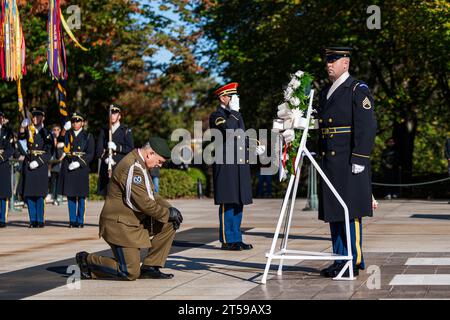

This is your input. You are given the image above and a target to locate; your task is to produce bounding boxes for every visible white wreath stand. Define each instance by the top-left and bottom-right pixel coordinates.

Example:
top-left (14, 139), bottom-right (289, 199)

top-left (261, 89), bottom-right (354, 284)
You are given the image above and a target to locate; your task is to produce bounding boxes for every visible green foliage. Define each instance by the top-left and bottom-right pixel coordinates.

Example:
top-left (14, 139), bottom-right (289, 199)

top-left (159, 168), bottom-right (204, 199)
top-left (88, 168), bottom-right (207, 200)
top-left (88, 173), bottom-right (103, 201)
top-left (185, 167), bottom-right (207, 188)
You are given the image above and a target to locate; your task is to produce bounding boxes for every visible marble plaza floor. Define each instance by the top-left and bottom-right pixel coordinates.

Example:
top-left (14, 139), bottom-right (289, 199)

top-left (1, 198), bottom-right (450, 300)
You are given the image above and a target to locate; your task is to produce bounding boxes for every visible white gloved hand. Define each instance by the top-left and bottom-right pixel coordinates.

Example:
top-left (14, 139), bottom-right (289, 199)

top-left (63, 121), bottom-right (72, 131)
top-left (229, 95), bottom-right (240, 112)
top-left (68, 161), bottom-right (80, 171)
top-left (108, 141), bottom-right (117, 151)
top-left (29, 160), bottom-right (39, 170)
top-left (21, 118), bottom-right (30, 128)
top-left (352, 163), bottom-right (365, 174)
top-left (255, 145), bottom-right (266, 156)
top-left (282, 129), bottom-right (295, 144)
top-left (105, 157), bottom-right (116, 166)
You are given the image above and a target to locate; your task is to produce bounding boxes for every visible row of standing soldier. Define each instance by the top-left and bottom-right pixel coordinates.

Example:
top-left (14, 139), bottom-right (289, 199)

top-left (0, 104), bottom-right (134, 228)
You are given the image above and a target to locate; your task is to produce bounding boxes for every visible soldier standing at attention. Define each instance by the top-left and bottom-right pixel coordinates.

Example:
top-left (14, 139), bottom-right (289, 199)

top-left (96, 104), bottom-right (134, 196)
top-left (209, 82), bottom-right (264, 251)
top-left (317, 47), bottom-right (377, 277)
top-left (0, 111), bottom-right (14, 228)
top-left (58, 112), bottom-right (95, 228)
top-left (75, 137), bottom-right (183, 280)
top-left (18, 108), bottom-right (53, 228)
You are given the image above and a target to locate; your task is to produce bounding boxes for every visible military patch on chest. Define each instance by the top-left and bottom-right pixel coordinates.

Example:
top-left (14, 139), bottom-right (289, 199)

top-left (133, 175), bottom-right (142, 184)
top-left (362, 97), bottom-right (372, 109)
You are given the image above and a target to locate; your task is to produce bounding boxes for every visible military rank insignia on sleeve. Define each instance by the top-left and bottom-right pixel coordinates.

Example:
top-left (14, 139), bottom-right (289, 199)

top-left (133, 175), bottom-right (142, 184)
top-left (215, 117), bottom-right (226, 126)
top-left (362, 97), bottom-right (372, 109)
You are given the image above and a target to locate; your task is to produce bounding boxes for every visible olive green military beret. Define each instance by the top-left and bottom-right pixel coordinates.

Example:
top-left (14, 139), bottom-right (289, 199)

top-left (148, 137), bottom-right (171, 159)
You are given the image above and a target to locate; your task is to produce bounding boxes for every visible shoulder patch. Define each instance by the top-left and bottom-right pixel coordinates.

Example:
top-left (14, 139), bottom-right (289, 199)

top-left (362, 97), bottom-right (372, 109)
top-left (133, 175), bottom-right (142, 184)
top-left (215, 117), bottom-right (226, 126)
top-left (359, 83), bottom-right (369, 89)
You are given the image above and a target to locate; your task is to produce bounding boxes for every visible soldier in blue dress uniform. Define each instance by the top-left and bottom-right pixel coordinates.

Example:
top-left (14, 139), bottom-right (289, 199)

top-left (18, 108), bottom-right (53, 228)
top-left (209, 82), bottom-right (256, 251)
top-left (58, 112), bottom-right (95, 228)
top-left (96, 104), bottom-right (134, 196)
top-left (0, 111), bottom-right (14, 228)
top-left (317, 47), bottom-right (377, 277)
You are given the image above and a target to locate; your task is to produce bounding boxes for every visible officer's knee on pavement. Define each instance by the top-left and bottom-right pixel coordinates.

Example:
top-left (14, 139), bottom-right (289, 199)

top-left (122, 265), bottom-right (140, 281)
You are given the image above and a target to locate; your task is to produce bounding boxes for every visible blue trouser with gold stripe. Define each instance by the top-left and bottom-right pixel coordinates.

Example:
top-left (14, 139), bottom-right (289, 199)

top-left (26, 197), bottom-right (45, 224)
top-left (0, 198), bottom-right (8, 223)
top-left (329, 218), bottom-right (365, 269)
top-left (68, 197), bottom-right (86, 225)
top-left (219, 203), bottom-right (243, 244)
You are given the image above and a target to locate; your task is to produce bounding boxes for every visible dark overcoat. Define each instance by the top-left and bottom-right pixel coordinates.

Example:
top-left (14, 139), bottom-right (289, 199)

top-left (96, 125), bottom-right (134, 196)
top-left (18, 127), bottom-right (53, 197)
top-left (317, 76), bottom-right (377, 223)
top-left (209, 106), bottom-right (253, 205)
top-left (58, 129), bottom-right (95, 197)
top-left (0, 126), bottom-right (14, 198)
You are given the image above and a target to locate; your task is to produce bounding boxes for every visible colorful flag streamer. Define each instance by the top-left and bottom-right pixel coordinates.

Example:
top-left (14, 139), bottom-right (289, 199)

top-left (0, 0), bottom-right (26, 81)
top-left (0, 0), bottom-right (27, 118)
top-left (48, 0), bottom-right (67, 81)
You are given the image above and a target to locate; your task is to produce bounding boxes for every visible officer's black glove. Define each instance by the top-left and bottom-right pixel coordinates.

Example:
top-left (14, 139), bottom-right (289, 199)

top-left (168, 207), bottom-right (183, 230)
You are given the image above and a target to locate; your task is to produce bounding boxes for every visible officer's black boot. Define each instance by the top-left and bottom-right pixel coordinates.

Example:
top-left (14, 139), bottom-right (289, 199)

top-left (139, 266), bottom-right (174, 279)
top-left (38, 223), bottom-right (44, 228)
top-left (0, 222), bottom-right (6, 228)
top-left (328, 263), bottom-right (359, 278)
top-left (237, 242), bottom-right (253, 250)
top-left (320, 263), bottom-right (340, 277)
top-left (221, 242), bottom-right (242, 251)
top-left (75, 251), bottom-right (92, 279)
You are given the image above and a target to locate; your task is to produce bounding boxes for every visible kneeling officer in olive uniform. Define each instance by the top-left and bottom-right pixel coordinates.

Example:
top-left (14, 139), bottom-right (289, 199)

top-left (75, 137), bottom-right (183, 280)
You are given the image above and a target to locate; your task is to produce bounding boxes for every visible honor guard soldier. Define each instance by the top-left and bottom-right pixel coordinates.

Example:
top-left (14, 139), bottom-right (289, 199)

top-left (0, 111), bottom-right (14, 228)
top-left (317, 47), bottom-right (377, 277)
top-left (75, 137), bottom-right (183, 280)
top-left (96, 104), bottom-right (134, 196)
top-left (58, 112), bottom-right (95, 228)
top-left (209, 82), bottom-right (264, 251)
top-left (18, 108), bottom-right (53, 228)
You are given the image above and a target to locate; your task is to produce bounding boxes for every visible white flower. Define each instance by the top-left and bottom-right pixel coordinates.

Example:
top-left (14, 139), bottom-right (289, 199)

top-left (295, 70), bottom-right (304, 78)
top-left (289, 96), bottom-right (300, 107)
top-left (288, 78), bottom-right (301, 90)
top-left (277, 102), bottom-right (289, 111)
top-left (292, 108), bottom-right (304, 119)
top-left (284, 87), bottom-right (294, 101)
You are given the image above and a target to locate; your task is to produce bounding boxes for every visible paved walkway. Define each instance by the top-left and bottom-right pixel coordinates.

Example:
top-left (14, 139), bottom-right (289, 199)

top-left (1, 198), bottom-right (450, 299)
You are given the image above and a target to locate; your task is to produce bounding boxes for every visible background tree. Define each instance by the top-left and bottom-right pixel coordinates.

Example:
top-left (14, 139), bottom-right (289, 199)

top-left (0, 0), bottom-right (216, 147)
top-left (180, 0), bottom-right (449, 179)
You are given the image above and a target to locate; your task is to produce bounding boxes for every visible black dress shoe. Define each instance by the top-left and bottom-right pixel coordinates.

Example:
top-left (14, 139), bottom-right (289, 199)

top-left (75, 251), bottom-right (92, 279)
top-left (78, 224), bottom-right (84, 228)
top-left (221, 243), bottom-right (242, 251)
top-left (29, 222), bottom-right (38, 228)
top-left (326, 263), bottom-right (359, 278)
top-left (237, 242), bottom-right (253, 250)
top-left (38, 223), bottom-right (44, 228)
top-left (0, 223), bottom-right (6, 228)
top-left (320, 263), bottom-right (341, 277)
top-left (139, 266), bottom-right (174, 279)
